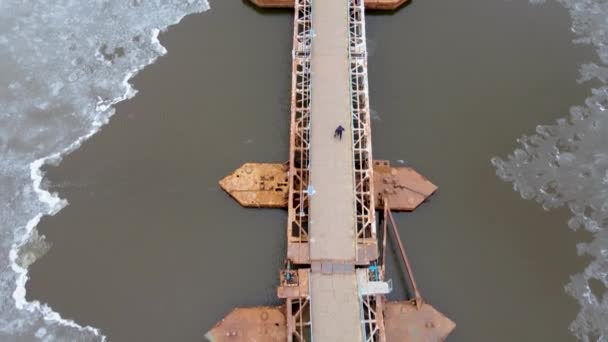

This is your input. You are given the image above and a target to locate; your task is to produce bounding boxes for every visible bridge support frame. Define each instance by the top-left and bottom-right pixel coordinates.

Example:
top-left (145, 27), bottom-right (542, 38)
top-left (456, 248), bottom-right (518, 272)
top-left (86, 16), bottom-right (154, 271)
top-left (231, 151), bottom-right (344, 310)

top-left (361, 294), bottom-right (386, 342)
top-left (349, 0), bottom-right (378, 265)
top-left (287, 0), bottom-right (313, 265)
top-left (206, 0), bottom-right (456, 340)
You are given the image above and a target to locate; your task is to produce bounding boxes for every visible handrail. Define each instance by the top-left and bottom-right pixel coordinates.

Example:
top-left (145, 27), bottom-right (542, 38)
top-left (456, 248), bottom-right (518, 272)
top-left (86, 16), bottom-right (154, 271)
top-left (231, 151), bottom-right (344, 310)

top-left (348, 0), bottom-right (377, 264)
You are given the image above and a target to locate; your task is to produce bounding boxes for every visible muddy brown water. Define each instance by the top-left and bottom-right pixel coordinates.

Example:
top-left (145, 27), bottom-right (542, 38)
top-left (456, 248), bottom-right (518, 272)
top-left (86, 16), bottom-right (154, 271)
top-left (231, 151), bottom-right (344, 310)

top-left (27, 0), bottom-right (597, 341)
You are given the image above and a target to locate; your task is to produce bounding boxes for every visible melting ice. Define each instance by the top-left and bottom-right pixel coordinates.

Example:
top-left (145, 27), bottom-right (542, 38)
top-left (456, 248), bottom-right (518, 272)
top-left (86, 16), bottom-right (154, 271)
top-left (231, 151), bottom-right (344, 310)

top-left (493, 0), bottom-right (608, 340)
top-left (0, 1), bottom-right (208, 340)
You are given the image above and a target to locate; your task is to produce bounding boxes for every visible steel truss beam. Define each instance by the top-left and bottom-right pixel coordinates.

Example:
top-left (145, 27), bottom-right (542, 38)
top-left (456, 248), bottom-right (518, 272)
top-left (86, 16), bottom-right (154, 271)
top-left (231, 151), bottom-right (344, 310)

top-left (287, 0), bottom-right (313, 264)
top-left (350, 2), bottom-right (386, 340)
top-left (286, 297), bottom-right (312, 342)
top-left (349, 0), bottom-right (378, 262)
top-left (361, 294), bottom-right (386, 342)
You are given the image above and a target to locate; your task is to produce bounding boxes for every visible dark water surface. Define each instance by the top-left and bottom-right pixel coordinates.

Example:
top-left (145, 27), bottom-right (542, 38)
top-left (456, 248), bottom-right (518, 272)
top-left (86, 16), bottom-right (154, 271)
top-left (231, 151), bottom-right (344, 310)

top-left (28, 0), bottom-right (597, 341)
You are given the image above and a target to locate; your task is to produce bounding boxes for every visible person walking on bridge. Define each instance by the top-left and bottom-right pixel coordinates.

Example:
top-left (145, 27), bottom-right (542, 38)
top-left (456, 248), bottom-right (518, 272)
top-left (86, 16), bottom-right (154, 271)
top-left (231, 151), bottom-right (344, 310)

top-left (334, 125), bottom-right (345, 140)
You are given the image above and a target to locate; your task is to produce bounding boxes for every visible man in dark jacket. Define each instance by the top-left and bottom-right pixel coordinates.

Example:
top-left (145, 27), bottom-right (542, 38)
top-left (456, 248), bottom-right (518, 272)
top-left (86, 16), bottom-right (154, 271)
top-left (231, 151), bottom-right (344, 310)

top-left (334, 125), bottom-right (345, 140)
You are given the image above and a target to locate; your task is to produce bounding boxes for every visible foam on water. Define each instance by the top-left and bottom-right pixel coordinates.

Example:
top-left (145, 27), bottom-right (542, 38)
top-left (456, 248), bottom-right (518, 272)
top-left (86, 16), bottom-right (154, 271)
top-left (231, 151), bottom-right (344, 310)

top-left (493, 1), bottom-right (608, 340)
top-left (0, 1), bottom-right (209, 340)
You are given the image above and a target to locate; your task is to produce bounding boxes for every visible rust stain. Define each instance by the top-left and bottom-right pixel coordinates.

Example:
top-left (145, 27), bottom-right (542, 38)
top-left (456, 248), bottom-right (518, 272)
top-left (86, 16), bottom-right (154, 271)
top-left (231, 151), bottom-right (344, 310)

top-left (206, 301), bottom-right (454, 342)
top-left (374, 160), bottom-right (437, 211)
top-left (384, 301), bottom-right (456, 342)
top-left (277, 268), bottom-right (310, 299)
top-left (220, 161), bottom-right (437, 212)
top-left (219, 163), bottom-right (289, 208)
top-left (205, 306), bottom-right (287, 342)
top-left (287, 241), bottom-right (310, 265)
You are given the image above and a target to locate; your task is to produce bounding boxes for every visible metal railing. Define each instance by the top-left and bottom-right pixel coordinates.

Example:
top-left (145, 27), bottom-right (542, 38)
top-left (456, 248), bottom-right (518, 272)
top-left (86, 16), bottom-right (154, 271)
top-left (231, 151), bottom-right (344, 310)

top-left (349, 1), bottom-right (386, 340)
top-left (287, 1), bottom-right (314, 340)
top-left (348, 0), bottom-right (378, 262)
top-left (360, 294), bottom-right (385, 342)
top-left (287, 0), bottom-right (314, 264)
top-left (288, 296), bottom-right (312, 342)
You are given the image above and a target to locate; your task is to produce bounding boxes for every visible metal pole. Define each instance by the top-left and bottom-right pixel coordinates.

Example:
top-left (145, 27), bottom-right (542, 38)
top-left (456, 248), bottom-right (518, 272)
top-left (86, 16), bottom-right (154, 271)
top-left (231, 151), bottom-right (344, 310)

top-left (286, 298), bottom-right (293, 342)
top-left (382, 198), bottom-right (388, 267)
top-left (386, 204), bottom-right (424, 310)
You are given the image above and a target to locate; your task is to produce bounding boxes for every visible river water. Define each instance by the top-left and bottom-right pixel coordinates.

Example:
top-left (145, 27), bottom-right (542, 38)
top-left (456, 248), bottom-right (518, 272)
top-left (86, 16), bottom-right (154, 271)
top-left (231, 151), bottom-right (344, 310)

top-left (2, 0), bottom-right (605, 341)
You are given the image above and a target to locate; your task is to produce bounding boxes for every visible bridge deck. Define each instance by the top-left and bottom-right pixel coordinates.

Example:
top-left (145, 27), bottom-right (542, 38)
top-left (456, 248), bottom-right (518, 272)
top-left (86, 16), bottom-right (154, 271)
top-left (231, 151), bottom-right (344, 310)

top-left (310, 273), bottom-right (362, 342)
top-left (309, 0), bottom-right (355, 262)
top-left (309, 0), bottom-right (362, 341)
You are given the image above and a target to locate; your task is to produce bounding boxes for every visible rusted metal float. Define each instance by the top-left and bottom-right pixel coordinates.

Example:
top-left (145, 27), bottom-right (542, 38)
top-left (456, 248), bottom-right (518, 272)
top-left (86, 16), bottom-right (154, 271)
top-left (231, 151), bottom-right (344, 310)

top-left (219, 160), bottom-right (437, 211)
top-left (249, 0), bottom-right (410, 10)
top-left (207, 303), bottom-right (454, 342)
top-left (384, 301), bottom-right (456, 341)
top-left (205, 306), bottom-right (287, 341)
top-left (219, 162), bottom-right (289, 209)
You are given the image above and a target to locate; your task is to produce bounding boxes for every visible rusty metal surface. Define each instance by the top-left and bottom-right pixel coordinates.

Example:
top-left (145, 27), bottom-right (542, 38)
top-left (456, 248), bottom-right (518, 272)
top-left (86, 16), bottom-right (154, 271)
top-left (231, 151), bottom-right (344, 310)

top-left (286, 0), bottom-right (313, 267)
top-left (221, 161), bottom-right (436, 212)
top-left (379, 200), bottom-right (454, 341)
top-left (361, 294), bottom-right (386, 341)
top-left (356, 241), bottom-right (379, 265)
top-left (205, 306), bottom-right (287, 342)
top-left (250, 0), bottom-right (410, 10)
top-left (374, 160), bottom-right (437, 211)
top-left (278, 268), bottom-right (310, 299)
top-left (287, 242), bottom-right (310, 265)
top-left (384, 301), bottom-right (455, 342)
top-left (286, 297), bottom-right (312, 341)
top-left (219, 163), bottom-right (288, 208)
top-left (349, 0), bottom-right (380, 273)
top-left (365, 0), bottom-right (410, 10)
top-left (384, 200), bottom-right (423, 309)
